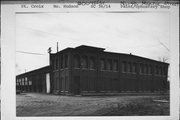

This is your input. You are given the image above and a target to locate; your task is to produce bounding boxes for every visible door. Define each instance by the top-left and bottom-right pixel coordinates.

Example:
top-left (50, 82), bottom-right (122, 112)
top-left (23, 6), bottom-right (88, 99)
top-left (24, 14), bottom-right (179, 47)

top-left (74, 76), bottom-right (80, 95)
top-left (46, 73), bottom-right (50, 93)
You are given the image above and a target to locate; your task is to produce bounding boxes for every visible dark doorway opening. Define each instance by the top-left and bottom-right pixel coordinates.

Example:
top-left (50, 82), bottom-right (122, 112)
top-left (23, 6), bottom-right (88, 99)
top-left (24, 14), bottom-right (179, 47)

top-left (74, 76), bottom-right (80, 95)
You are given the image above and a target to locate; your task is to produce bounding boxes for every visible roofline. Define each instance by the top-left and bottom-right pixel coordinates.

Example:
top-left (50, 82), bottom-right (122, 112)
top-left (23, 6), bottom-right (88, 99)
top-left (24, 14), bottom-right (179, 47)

top-left (104, 51), bottom-right (169, 65)
top-left (16, 66), bottom-right (50, 77)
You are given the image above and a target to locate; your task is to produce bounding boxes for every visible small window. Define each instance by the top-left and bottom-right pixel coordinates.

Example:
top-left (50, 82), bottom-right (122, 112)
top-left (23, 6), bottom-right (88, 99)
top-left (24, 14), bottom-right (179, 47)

top-left (60, 56), bottom-right (63, 69)
top-left (144, 64), bottom-right (148, 74)
top-left (107, 59), bottom-right (112, 71)
top-left (65, 55), bottom-right (68, 68)
top-left (155, 66), bottom-right (159, 75)
top-left (81, 56), bottom-right (88, 69)
top-left (163, 66), bottom-right (166, 76)
top-left (56, 58), bottom-right (58, 70)
top-left (89, 57), bottom-right (95, 69)
top-left (113, 60), bottom-right (118, 71)
top-left (25, 77), bottom-right (28, 85)
top-left (74, 55), bottom-right (80, 68)
top-left (122, 61), bottom-right (127, 72)
top-left (127, 62), bottom-right (131, 73)
top-left (140, 64), bottom-right (144, 74)
top-left (29, 81), bottom-right (32, 85)
top-left (100, 59), bottom-right (105, 70)
top-left (148, 65), bottom-right (152, 74)
top-left (132, 63), bottom-right (136, 73)
top-left (52, 59), bottom-right (55, 70)
top-left (22, 78), bottom-right (24, 86)
top-left (159, 66), bottom-right (162, 75)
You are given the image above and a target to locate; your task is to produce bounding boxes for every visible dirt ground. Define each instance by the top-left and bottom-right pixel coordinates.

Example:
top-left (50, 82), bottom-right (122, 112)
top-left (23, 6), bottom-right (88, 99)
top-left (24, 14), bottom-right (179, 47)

top-left (16, 93), bottom-right (169, 116)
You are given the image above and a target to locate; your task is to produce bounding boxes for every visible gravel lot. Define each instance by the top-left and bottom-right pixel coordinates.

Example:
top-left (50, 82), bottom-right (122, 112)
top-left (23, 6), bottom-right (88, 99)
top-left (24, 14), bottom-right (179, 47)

top-left (16, 93), bottom-right (169, 116)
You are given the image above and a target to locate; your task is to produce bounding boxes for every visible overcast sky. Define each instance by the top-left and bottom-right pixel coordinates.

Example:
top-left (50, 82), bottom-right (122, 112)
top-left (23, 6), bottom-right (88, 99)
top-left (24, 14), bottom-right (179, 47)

top-left (16, 12), bottom-right (170, 75)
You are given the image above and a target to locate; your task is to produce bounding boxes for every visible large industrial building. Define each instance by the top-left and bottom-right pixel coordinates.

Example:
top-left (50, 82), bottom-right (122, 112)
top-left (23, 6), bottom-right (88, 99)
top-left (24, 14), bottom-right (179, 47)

top-left (16, 45), bottom-right (169, 95)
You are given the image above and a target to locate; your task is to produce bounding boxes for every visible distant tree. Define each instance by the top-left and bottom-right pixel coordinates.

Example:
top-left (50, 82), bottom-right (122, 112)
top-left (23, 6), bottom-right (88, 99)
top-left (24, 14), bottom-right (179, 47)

top-left (158, 56), bottom-right (169, 63)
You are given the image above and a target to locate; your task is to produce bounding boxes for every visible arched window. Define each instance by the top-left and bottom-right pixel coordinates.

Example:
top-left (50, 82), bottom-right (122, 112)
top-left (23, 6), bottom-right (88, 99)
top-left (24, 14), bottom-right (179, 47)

top-left (74, 55), bottom-right (80, 68)
top-left (81, 56), bottom-right (88, 69)
top-left (89, 57), bottom-right (95, 69)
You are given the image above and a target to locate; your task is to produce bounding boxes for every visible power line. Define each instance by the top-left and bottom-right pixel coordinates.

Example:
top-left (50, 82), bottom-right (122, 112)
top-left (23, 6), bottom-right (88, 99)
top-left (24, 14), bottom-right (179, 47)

top-left (16, 51), bottom-right (46, 55)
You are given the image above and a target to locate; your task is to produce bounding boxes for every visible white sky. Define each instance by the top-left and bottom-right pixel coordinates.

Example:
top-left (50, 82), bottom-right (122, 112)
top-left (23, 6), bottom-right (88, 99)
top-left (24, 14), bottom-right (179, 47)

top-left (16, 12), bottom-right (170, 75)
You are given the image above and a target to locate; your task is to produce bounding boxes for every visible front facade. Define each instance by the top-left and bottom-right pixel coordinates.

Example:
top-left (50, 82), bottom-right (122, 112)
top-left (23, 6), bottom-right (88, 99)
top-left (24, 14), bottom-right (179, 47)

top-left (16, 45), bottom-right (169, 95)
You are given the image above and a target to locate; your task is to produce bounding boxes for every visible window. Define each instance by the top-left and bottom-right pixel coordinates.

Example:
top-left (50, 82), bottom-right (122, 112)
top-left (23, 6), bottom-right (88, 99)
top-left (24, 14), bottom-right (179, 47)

top-left (74, 55), bottom-right (80, 68)
top-left (107, 59), bottom-right (112, 71)
top-left (127, 62), bottom-right (131, 73)
top-left (113, 60), bottom-right (118, 71)
top-left (22, 78), bottom-right (24, 86)
top-left (144, 64), bottom-right (148, 74)
top-left (81, 56), bottom-right (88, 69)
top-left (122, 61), bottom-right (127, 72)
top-left (56, 58), bottom-right (58, 70)
top-left (132, 63), bottom-right (136, 73)
top-left (100, 59), bottom-right (105, 70)
top-left (159, 66), bottom-right (162, 75)
top-left (140, 64), bottom-right (144, 74)
top-left (65, 55), bottom-right (68, 68)
top-left (60, 56), bottom-right (63, 69)
top-left (89, 57), bottom-right (95, 69)
top-left (25, 77), bottom-right (28, 85)
top-left (52, 59), bottom-right (54, 70)
top-left (148, 65), bottom-right (152, 75)
top-left (155, 66), bottom-right (159, 75)
top-left (19, 79), bottom-right (21, 85)
top-left (29, 80), bottom-right (32, 85)
top-left (163, 67), bottom-right (166, 76)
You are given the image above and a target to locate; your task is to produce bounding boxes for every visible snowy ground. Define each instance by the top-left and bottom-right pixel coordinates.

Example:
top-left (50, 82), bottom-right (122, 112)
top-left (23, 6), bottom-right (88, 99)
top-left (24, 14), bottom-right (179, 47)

top-left (16, 93), bottom-right (169, 116)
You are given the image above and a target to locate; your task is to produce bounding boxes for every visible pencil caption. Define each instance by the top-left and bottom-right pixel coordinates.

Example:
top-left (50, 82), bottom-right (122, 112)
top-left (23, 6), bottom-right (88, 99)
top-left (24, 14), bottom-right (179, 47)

top-left (20, 1), bottom-right (179, 9)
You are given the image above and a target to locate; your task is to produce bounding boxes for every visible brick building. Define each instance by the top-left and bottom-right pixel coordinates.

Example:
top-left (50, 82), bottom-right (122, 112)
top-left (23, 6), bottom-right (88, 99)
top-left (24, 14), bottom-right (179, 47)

top-left (16, 45), bottom-right (169, 95)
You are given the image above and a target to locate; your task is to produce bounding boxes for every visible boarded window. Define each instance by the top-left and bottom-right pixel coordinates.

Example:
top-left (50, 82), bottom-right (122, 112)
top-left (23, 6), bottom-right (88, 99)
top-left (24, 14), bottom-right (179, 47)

top-left (113, 60), bottom-right (118, 71)
top-left (89, 57), bottom-right (95, 69)
top-left (107, 59), bottom-right (112, 70)
top-left (81, 56), bottom-right (88, 69)
top-left (74, 55), bottom-right (80, 68)
top-left (100, 59), bottom-right (105, 70)
top-left (65, 55), bottom-right (68, 68)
